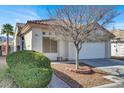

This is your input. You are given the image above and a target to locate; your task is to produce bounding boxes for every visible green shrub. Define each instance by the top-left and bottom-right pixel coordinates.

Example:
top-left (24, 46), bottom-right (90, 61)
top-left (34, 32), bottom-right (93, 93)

top-left (9, 64), bottom-right (52, 88)
top-left (7, 50), bottom-right (51, 68)
top-left (6, 50), bottom-right (53, 88)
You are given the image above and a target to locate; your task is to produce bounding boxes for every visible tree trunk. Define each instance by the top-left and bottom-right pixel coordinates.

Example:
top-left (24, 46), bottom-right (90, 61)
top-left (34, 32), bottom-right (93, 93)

top-left (6, 34), bottom-right (9, 55)
top-left (76, 48), bottom-right (80, 70)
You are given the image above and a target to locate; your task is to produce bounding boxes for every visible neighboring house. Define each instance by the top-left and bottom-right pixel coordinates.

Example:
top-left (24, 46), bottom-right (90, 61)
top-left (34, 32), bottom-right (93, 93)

top-left (1, 42), bottom-right (13, 55)
top-left (0, 41), bottom-right (13, 56)
top-left (111, 29), bottom-right (124, 56)
top-left (0, 36), bottom-right (14, 56)
top-left (14, 19), bottom-right (114, 60)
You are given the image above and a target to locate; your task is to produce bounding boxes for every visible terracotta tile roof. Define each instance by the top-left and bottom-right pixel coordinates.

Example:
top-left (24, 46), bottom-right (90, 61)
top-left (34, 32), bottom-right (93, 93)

top-left (112, 29), bottom-right (124, 39)
top-left (16, 23), bottom-right (25, 30)
top-left (27, 20), bottom-right (114, 36)
top-left (16, 23), bottom-right (26, 36)
top-left (27, 19), bottom-right (57, 25)
top-left (16, 19), bottom-right (114, 39)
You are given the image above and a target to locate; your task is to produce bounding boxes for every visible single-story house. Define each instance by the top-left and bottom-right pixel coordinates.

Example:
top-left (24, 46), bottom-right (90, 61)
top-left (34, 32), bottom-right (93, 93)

top-left (14, 19), bottom-right (114, 60)
top-left (111, 29), bottom-right (124, 57)
top-left (0, 41), bottom-right (13, 56)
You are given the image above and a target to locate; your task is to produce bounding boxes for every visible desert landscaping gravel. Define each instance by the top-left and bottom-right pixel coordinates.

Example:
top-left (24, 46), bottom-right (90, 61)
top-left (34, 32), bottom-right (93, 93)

top-left (52, 63), bottom-right (113, 88)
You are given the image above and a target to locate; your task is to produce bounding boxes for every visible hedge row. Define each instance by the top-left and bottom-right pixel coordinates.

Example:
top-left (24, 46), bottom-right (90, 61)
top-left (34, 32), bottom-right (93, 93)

top-left (6, 50), bottom-right (53, 88)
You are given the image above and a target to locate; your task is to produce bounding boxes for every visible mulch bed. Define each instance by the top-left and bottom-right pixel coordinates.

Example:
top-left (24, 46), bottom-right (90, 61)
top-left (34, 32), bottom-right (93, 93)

top-left (52, 63), bottom-right (113, 88)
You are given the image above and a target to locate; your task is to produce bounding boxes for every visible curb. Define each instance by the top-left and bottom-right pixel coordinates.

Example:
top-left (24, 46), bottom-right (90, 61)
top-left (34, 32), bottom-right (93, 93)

top-left (92, 82), bottom-right (124, 88)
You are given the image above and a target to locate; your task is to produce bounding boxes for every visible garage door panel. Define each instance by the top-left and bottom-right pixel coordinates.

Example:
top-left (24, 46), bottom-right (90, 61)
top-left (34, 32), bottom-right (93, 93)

top-left (69, 42), bottom-right (105, 60)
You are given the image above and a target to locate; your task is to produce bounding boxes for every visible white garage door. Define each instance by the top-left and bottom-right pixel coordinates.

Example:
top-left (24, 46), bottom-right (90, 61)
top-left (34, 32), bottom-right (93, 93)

top-left (69, 42), bottom-right (106, 60)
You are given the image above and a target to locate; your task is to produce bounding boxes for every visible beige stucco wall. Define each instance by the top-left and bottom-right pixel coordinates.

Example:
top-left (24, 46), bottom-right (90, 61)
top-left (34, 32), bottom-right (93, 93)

top-left (105, 41), bottom-right (111, 58)
top-left (31, 28), bottom-right (69, 60)
top-left (14, 27), bottom-right (22, 51)
top-left (14, 35), bottom-right (19, 51)
top-left (58, 40), bottom-right (69, 60)
top-left (24, 30), bottom-right (32, 50)
top-left (32, 28), bottom-right (43, 51)
top-left (31, 28), bottom-right (59, 60)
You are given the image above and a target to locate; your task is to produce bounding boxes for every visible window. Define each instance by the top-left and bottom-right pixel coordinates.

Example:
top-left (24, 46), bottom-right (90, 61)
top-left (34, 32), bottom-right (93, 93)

top-left (43, 37), bottom-right (57, 53)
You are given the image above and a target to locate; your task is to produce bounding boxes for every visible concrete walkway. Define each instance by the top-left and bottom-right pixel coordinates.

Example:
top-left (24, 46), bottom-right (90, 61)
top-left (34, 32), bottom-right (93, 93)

top-left (81, 59), bottom-right (124, 76)
top-left (0, 57), bottom-right (6, 67)
top-left (48, 74), bottom-right (70, 88)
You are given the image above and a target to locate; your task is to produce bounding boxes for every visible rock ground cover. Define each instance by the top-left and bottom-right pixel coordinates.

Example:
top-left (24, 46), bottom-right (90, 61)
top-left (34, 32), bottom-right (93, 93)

top-left (52, 63), bottom-right (113, 88)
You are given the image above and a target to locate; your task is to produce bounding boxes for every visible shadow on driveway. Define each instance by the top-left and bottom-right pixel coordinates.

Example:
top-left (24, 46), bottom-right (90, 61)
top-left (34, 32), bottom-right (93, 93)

top-left (80, 59), bottom-right (124, 68)
top-left (80, 59), bottom-right (124, 76)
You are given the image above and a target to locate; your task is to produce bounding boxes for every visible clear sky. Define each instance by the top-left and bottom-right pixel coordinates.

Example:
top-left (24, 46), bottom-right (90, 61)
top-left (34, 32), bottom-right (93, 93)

top-left (0, 5), bottom-right (124, 31)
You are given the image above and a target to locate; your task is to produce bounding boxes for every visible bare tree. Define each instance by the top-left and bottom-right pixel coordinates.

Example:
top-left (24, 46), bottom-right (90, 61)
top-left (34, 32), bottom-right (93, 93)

top-left (48, 6), bottom-right (119, 70)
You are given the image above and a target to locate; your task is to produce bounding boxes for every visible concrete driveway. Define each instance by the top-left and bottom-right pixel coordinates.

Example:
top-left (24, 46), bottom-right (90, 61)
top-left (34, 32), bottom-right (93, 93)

top-left (80, 59), bottom-right (124, 76)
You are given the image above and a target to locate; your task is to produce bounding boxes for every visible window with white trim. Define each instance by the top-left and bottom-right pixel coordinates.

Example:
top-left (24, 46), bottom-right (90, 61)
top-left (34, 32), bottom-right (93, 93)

top-left (43, 37), bottom-right (57, 53)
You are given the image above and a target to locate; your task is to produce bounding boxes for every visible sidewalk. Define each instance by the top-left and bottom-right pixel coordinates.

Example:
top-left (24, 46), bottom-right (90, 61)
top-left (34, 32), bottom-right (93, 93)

top-left (93, 82), bottom-right (124, 88)
top-left (0, 57), bottom-right (6, 67)
top-left (48, 74), bottom-right (70, 88)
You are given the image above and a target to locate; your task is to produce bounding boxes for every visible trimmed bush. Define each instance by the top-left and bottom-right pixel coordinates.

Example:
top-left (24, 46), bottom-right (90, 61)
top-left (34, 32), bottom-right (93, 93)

top-left (7, 50), bottom-right (51, 68)
top-left (6, 50), bottom-right (53, 88)
top-left (9, 64), bottom-right (52, 88)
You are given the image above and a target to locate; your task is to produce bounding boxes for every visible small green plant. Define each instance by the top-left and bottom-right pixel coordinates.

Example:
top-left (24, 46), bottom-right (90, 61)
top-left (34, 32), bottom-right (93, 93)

top-left (6, 50), bottom-right (53, 88)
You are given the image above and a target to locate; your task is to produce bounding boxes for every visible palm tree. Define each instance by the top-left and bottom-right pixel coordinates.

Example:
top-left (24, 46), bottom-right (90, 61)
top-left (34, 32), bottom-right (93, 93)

top-left (1, 24), bottom-right (14, 55)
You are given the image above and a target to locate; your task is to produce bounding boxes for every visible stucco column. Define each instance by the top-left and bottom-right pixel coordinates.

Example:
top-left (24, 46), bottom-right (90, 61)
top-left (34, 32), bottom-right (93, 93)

top-left (105, 41), bottom-right (111, 58)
